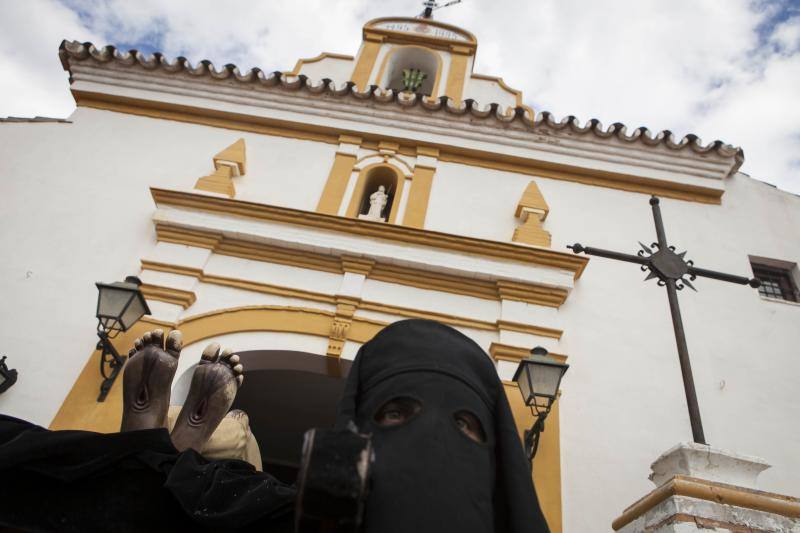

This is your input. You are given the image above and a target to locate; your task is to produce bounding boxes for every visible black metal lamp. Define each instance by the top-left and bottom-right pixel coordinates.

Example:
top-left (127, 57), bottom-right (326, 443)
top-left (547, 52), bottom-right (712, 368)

top-left (0, 356), bottom-right (18, 394)
top-left (513, 346), bottom-right (569, 462)
top-left (95, 276), bottom-right (150, 401)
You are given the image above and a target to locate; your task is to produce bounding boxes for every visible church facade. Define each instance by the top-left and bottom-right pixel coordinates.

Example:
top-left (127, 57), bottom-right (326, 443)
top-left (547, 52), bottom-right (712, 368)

top-left (1, 16), bottom-right (799, 532)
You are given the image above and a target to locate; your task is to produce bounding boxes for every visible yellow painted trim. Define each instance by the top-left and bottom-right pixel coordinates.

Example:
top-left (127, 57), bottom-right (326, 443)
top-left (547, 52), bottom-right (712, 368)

top-left (341, 255), bottom-right (375, 276)
top-left (489, 342), bottom-right (568, 364)
top-left (471, 73), bottom-right (524, 107)
top-left (612, 476), bottom-right (800, 530)
top-left (496, 320), bottom-right (563, 339)
top-left (152, 224), bottom-right (570, 307)
top-left (516, 180), bottom-right (549, 219)
top-left (140, 283), bottom-right (197, 309)
top-left (363, 17), bottom-right (477, 52)
top-left (75, 93), bottom-right (341, 145)
top-left (402, 165), bottom-right (435, 228)
top-left (513, 216), bottom-right (551, 248)
top-left (50, 305), bottom-right (389, 433)
top-left (140, 260), bottom-right (204, 278)
top-left (151, 188), bottom-right (588, 279)
top-left (351, 39), bottom-right (383, 91)
top-left (285, 52), bottom-right (354, 76)
top-left (445, 50), bottom-right (469, 103)
top-left (76, 94), bottom-right (724, 205)
top-left (360, 301), bottom-right (494, 331)
top-left (214, 138), bottom-right (246, 175)
top-left (373, 45), bottom-right (444, 97)
top-left (345, 162), bottom-right (406, 224)
top-left (195, 165), bottom-right (235, 197)
top-left (354, 152), bottom-right (413, 175)
top-left (439, 150), bottom-right (723, 205)
top-left (202, 274), bottom-right (337, 305)
top-left (316, 151), bottom-right (357, 215)
top-left (139, 259), bottom-right (562, 336)
top-left (496, 280), bottom-right (568, 307)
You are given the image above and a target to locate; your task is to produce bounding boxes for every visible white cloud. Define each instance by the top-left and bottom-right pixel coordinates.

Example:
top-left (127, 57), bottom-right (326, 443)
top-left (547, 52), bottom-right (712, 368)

top-left (1, 0), bottom-right (798, 193)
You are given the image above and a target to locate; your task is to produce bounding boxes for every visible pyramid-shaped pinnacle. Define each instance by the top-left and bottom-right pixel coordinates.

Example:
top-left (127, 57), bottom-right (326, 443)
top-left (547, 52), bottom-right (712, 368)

top-left (213, 138), bottom-right (246, 176)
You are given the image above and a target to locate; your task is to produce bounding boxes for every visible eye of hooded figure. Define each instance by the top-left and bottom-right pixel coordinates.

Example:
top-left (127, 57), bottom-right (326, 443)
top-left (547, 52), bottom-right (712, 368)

top-left (454, 410), bottom-right (487, 444)
top-left (374, 396), bottom-right (422, 427)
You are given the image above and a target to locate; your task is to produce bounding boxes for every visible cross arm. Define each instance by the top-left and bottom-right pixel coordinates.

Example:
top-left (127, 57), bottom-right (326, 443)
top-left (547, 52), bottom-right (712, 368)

top-left (687, 265), bottom-right (760, 287)
top-left (567, 243), bottom-right (649, 266)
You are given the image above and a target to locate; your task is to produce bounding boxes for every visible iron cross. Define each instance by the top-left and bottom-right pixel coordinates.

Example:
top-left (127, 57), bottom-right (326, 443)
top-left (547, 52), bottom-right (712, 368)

top-left (568, 196), bottom-right (760, 445)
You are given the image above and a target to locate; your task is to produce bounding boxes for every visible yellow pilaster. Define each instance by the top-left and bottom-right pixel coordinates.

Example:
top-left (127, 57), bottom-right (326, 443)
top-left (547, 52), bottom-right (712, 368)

top-left (402, 146), bottom-right (439, 229)
top-left (316, 136), bottom-right (361, 215)
top-left (351, 33), bottom-right (384, 91)
top-left (444, 45), bottom-right (471, 104)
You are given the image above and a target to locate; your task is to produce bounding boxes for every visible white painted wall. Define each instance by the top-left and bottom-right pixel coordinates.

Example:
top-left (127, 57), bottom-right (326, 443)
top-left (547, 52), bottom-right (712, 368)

top-left (295, 55), bottom-right (354, 86)
top-left (426, 160), bottom-right (529, 241)
top-left (465, 75), bottom-right (519, 110)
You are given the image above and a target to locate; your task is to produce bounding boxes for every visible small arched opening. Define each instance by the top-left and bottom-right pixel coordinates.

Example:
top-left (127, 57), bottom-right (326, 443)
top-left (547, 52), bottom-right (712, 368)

top-left (380, 46), bottom-right (441, 96)
top-left (359, 166), bottom-right (397, 221)
top-left (348, 164), bottom-right (404, 223)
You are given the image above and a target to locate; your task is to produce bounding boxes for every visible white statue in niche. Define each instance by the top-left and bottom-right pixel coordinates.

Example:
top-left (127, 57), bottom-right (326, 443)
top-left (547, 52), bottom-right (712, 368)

top-left (358, 185), bottom-right (388, 222)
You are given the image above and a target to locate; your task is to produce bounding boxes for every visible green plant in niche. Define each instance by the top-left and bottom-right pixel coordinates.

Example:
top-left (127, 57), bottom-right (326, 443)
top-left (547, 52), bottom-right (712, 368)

top-left (401, 68), bottom-right (428, 93)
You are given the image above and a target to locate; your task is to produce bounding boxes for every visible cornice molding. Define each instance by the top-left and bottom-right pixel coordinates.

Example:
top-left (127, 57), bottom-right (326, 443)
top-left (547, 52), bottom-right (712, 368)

top-left (150, 187), bottom-right (588, 280)
top-left (139, 260), bottom-right (563, 337)
top-left (151, 221), bottom-right (571, 308)
top-left (60, 40), bottom-right (741, 203)
top-left (139, 283), bottom-right (196, 309)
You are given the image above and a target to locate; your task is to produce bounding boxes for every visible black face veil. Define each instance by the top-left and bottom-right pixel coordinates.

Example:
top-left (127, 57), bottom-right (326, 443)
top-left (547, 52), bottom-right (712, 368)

top-left (337, 319), bottom-right (550, 533)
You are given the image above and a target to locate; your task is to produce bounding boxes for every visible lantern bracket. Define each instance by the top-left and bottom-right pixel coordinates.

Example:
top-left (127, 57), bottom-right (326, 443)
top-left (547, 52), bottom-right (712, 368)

top-left (97, 323), bottom-right (126, 402)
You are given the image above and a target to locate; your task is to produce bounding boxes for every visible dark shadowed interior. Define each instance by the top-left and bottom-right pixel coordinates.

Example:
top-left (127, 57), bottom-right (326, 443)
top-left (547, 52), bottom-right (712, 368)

top-left (230, 350), bottom-right (352, 484)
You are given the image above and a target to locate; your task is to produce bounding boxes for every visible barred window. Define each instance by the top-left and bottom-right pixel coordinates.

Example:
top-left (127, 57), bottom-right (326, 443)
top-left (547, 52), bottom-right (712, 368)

top-left (750, 258), bottom-right (799, 303)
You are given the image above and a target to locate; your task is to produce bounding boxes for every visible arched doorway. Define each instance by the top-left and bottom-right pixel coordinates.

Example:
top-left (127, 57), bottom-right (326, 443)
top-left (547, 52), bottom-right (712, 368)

top-left (230, 350), bottom-right (352, 483)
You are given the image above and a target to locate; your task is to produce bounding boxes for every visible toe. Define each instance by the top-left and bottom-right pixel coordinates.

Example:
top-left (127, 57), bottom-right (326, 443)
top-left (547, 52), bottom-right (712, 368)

top-left (232, 363), bottom-right (244, 375)
top-left (166, 330), bottom-right (183, 358)
top-left (201, 342), bottom-right (221, 362)
top-left (142, 331), bottom-right (152, 345)
top-left (228, 354), bottom-right (240, 366)
top-left (128, 348), bottom-right (137, 357)
top-left (133, 338), bottom-right (144, 351)
top-left (151, 329), bottom-right (164, 348)
top-left (236, 374), bottom-right (244, 386)
top-left (219, 347), bottom-right (234, 361)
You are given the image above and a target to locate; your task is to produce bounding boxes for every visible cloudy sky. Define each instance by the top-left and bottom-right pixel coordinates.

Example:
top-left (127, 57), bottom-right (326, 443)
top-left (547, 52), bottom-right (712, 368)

top-left (2, 0), bottom-right (799, 193)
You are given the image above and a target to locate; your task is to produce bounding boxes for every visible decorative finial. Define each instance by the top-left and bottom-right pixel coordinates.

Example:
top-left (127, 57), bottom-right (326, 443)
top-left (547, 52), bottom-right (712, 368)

top-left (418, 0), bottom-right (462, 19)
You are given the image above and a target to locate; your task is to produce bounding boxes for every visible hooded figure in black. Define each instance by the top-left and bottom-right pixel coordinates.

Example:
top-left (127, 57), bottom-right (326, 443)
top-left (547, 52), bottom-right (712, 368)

top-left (339, 319), bottom-right (550, 533)
top-left (0, 319), bottom-right (549, 532)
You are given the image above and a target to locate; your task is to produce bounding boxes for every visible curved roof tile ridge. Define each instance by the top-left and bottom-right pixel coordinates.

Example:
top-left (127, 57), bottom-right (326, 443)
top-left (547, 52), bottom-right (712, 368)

top-left (59, 40), bottom-right (744, 165)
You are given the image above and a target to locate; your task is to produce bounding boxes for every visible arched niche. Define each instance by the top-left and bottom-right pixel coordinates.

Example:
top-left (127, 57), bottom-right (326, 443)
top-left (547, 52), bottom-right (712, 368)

top-left (346, 163), bottom-right (406, 223)
top-left (378, 45), bottom-right (442, 96)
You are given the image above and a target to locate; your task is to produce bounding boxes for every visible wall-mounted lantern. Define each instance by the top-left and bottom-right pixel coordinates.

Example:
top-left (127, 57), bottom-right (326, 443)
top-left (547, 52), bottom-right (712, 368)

top-left (95, 276), bottom-right (150, 401)
top-left (513, 346), bottom-right (569, 463)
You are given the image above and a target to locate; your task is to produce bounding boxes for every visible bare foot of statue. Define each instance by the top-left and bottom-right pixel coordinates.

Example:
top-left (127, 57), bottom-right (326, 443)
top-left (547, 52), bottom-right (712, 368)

top-left (121, 329), bottom-right (183, 432)
top-left (170, 342), bottom-right (244, 453)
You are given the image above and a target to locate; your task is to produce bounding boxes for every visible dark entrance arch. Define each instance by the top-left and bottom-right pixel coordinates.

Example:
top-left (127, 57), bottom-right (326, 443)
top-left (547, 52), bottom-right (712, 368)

top-left (230, 350), bottom-right (352, 483)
